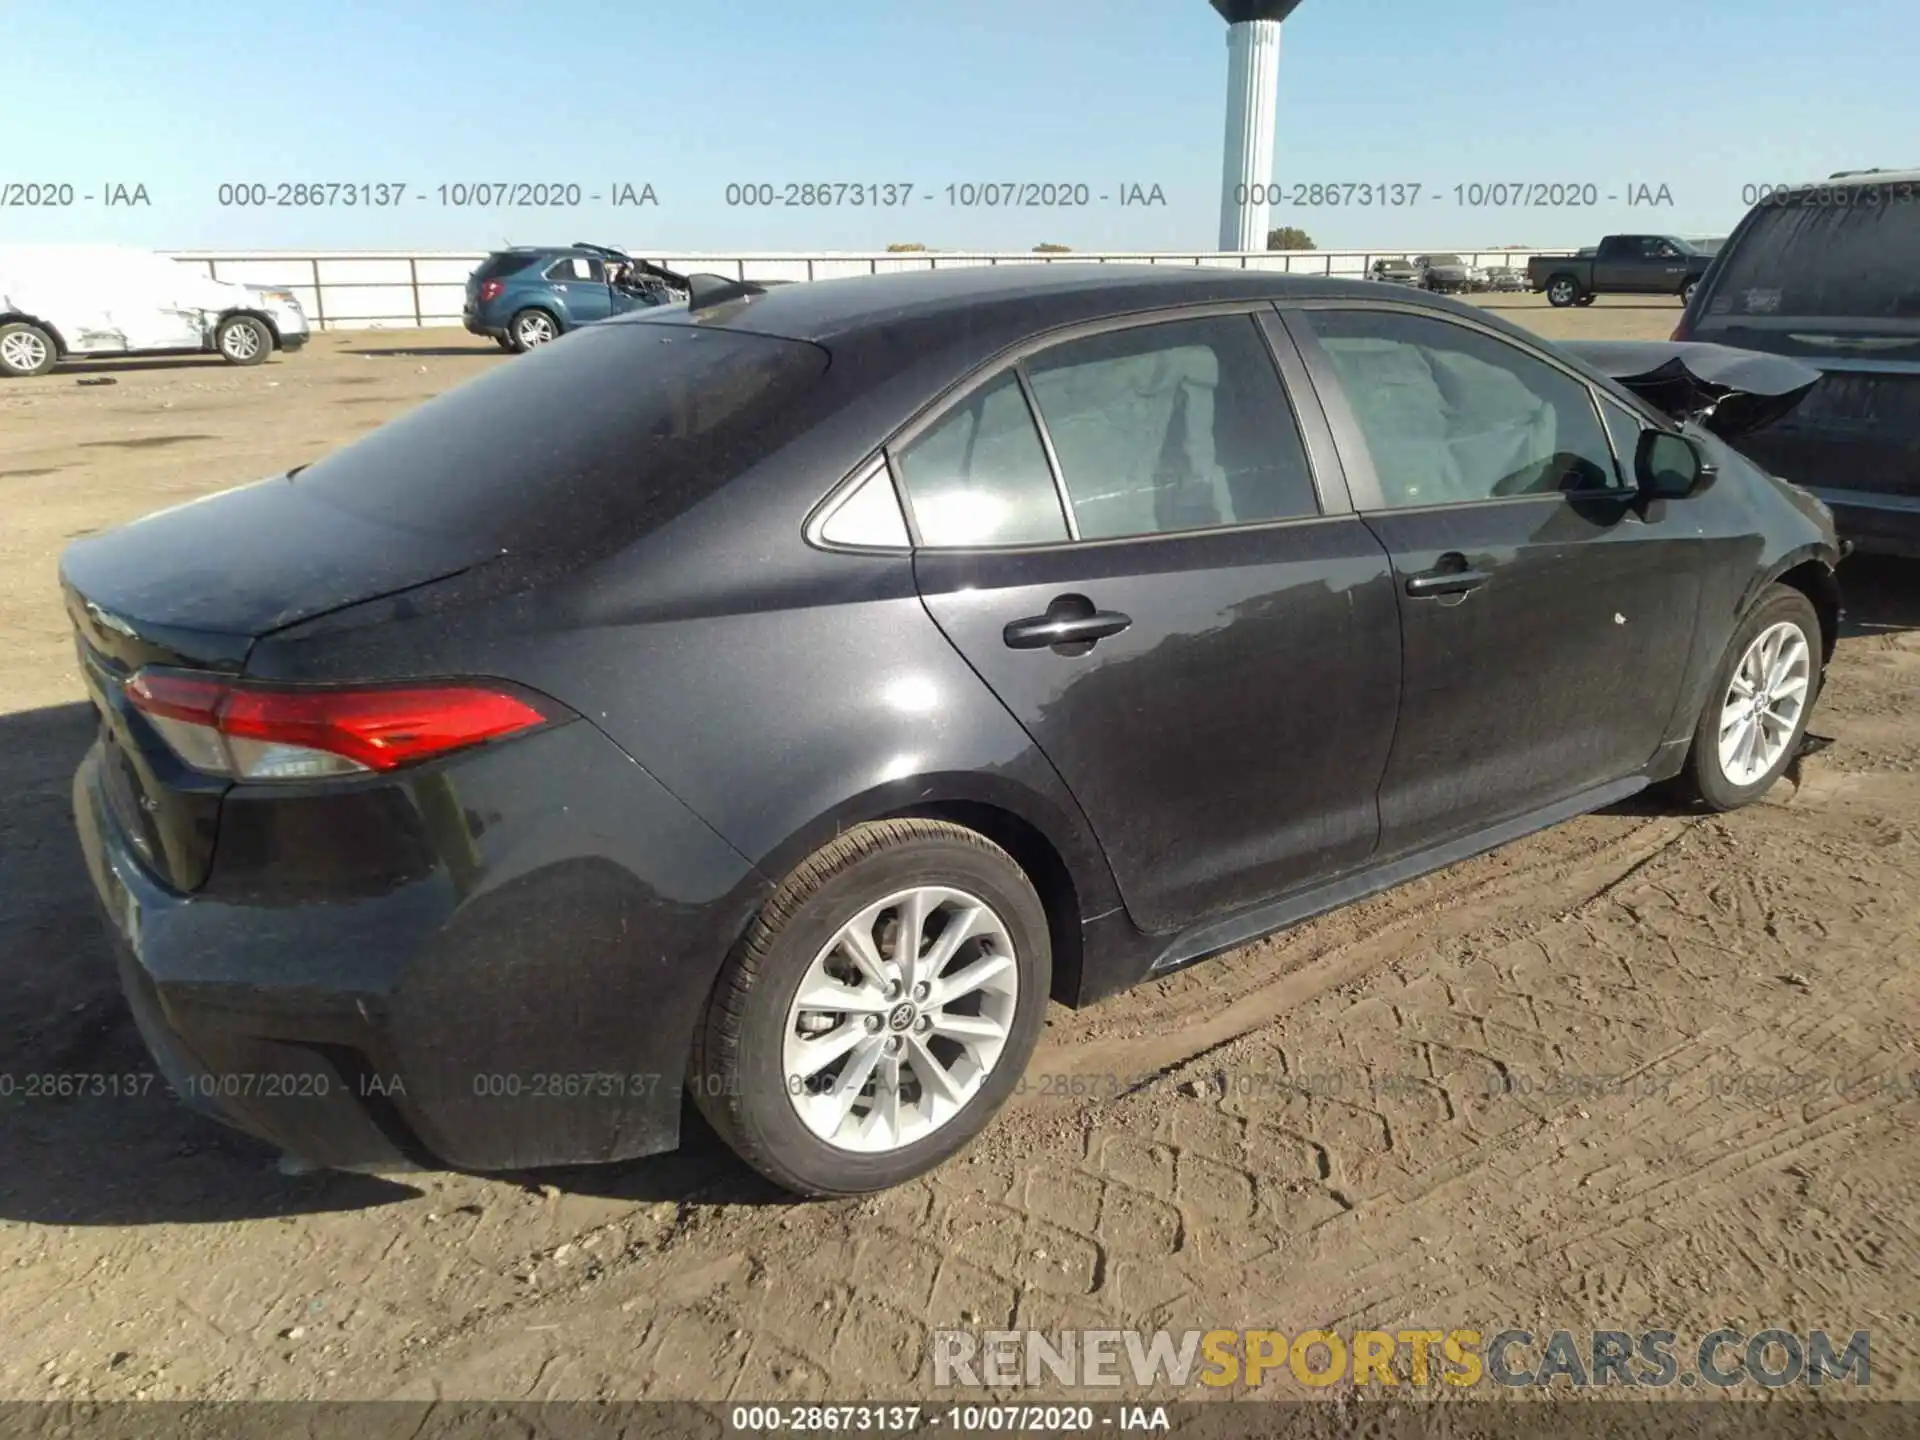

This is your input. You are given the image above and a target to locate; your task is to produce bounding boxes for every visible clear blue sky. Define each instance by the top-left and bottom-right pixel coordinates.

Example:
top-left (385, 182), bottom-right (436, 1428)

top-left (1, 0), bottom-right (1912, 254)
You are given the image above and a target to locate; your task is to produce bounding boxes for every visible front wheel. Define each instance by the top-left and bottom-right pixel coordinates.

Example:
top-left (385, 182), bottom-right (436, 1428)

top-left (0, 321), bottom-right (58, 376)
top-left (1672, 585), bottom-right (1822, 811)
top-left (215, 314), bottom-right (272, 365)
top-left (690, 819), bottom-right (1051, 1197)
top-left (1682, 279), bottom-right (1700, 305)
top-left (1545, 277), bottom-right (1581, 307)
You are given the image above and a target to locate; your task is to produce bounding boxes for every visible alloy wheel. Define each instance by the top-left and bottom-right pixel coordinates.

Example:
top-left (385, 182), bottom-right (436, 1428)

top-left (1717, 620), bottom-right (1811, 786)
top-left (782, 885), bottom-right (1018, 1153)
top-left (1, 329), bottom-right (50, 372)
top-left (516, 313), bottom-right (555, 346)
top-left (221, 322), bottom-right (262, 361)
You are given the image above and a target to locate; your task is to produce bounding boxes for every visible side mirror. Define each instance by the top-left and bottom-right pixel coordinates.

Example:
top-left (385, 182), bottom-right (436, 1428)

top-left (1635, 430), bottom-right (1716, 499)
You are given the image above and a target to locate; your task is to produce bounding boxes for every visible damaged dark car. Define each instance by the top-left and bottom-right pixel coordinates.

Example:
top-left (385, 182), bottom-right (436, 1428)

top-left (1674, 169), bottom-right (1920, 557)
top-left (64, 266), bottom-right (1842, 1198)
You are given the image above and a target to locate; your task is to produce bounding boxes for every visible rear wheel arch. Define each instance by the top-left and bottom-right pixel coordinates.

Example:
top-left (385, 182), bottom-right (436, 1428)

top-left (883, 799), bottom-right (1086, 1009)
top-left (741, 780), bottom-right (1115, 1010)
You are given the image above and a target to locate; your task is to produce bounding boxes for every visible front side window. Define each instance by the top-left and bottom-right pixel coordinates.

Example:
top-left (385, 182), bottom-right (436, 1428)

top-left (892, 372), bottom-right (1068, 547)
top-left (1022, 314), bottom-right (1321, 539)
top-left (1299, 309), bottom-right (1620, 508)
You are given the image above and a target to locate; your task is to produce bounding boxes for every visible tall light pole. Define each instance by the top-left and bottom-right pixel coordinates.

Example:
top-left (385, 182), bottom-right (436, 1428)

top-left (1211, 0), bottom-right (1305, 252)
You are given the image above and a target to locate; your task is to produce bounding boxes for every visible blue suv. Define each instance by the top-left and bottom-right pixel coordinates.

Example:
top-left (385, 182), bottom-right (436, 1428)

top-left (464, 243), bottom-right (689, 352)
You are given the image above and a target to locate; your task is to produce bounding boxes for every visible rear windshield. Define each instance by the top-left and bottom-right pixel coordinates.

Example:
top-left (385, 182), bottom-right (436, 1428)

top-left (472, 251), bottom-right (544, 282)
top-left (1707, 192), bottom-right (1920, 321)
top-left (289, 323), bottom-right (830, 556)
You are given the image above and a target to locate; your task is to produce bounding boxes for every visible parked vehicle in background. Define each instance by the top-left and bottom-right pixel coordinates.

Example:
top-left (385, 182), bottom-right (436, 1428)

top-left (0, 244), bottom-right (308, 377)
top-left (1369, 257), bottom-right (1423, 286)
top-left (463, 243), bottom-right (691, 352)
top-left (1677, 169), bottom-right (1920, 556)
top-left (1414, 253), bottom-right (1481, 293)
top-left (1483, 264), bottom-right (1531, 292)
top-left (63, 265), bottom-right (1840, 1197)
top-left (1529, 235), bottom-right (1713, 308)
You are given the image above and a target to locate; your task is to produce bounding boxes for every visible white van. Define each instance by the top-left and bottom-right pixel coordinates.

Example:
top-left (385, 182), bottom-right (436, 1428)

top-left (0, 244), bottom-right (310, 377)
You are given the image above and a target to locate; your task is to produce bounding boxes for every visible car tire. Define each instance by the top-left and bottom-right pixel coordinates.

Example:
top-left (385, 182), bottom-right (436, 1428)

top-left (1546, 277), bottom-right (1582, 307)
top-left (215, 315), bottom-right (272, 366)
top-left (507, 308), bottom-right (559, 352)
top-left (0, 320), bottom-right (58, 377)
top-left (690, 819), bottom-right (1052, 1197)
top-left (1682, 279), bottom-right (1700, 305)
top-left (494, 335), bottom-right (515, 351)
top-left (1671, 584), bottom-right (1822, 812)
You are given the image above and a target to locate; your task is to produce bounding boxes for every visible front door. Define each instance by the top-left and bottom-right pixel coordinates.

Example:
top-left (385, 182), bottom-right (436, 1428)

top-left (897, 309), bottom-right (1403, 936)
top-left (1285, 304), bottom-right (1708, 858)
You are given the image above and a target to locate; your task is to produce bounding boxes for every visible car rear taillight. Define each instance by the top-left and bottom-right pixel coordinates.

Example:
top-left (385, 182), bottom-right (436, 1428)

top-left (479, 279), bottom-right (505, 302)
top-left (125, 671), bottom-right (557, 782)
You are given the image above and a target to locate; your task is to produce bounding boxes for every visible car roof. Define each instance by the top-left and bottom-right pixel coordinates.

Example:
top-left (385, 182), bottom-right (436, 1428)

top-left (1820, 167), bottom-right (1920, 184)
top-left (611, 262), bottom-right (1438, 346)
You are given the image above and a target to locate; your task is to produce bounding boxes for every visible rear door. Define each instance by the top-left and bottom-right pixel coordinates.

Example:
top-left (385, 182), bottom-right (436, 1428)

top-left (1283, 302), bottom-right (1708, 858)
top-left (1591, 237), bottom-right (1637, 290)
top-left (544, 254), bottom-right (613, 325)
top-left (1689, 188), bottom-right (1920, 547)
top-left (900, 306), bottom-right (1402, 936)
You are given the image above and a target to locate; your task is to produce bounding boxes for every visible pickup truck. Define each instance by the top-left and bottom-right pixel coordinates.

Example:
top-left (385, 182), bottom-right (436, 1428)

top-left (1527, 235), bottom-right (1713, 308)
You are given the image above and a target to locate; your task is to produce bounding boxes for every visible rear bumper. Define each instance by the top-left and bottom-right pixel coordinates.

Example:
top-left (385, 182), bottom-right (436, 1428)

top-left (463, 307), bottom-right (502, 339)
top-left (72, 721), bottom-right (772, 1173)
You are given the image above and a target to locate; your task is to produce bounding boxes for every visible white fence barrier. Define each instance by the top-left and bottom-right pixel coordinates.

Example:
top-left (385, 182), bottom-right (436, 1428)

top-left (162, 249), bottom-right (1549, 331)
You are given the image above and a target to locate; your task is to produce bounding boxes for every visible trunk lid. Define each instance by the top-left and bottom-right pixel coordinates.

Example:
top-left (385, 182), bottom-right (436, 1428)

top-left (61, 474), bottom-right (493, 892)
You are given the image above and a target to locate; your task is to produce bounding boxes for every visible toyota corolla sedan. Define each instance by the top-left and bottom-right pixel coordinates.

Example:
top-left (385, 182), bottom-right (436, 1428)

top-left (64, 265), bottom-right (1842, 1196)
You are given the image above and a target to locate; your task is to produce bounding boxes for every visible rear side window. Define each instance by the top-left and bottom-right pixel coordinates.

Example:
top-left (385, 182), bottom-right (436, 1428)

top-left (893, 373), bottom-right (1069, 547)
top-left (289, 325), bottom-right (829, 557)
top-left (1709, 193), bottom-right (1920, 320)
top-left (546, 255), bottom-right (604, 282)
top-left (472, 251), bottom-right (543, 283)
top-left (1024, 315), bottom-right (1320, 538)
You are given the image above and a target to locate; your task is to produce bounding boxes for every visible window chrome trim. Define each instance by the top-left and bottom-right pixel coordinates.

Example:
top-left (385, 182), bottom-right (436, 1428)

top-left (1011, 365), bottom-right (1082, 542)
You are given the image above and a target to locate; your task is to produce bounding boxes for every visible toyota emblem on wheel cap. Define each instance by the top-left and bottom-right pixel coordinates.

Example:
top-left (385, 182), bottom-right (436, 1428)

top-left (887, 1003), bottom-right (916, 1032)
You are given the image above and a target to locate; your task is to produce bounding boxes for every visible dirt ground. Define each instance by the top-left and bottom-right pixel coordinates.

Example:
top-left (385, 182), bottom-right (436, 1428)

top-left (2, 295), bottom-right (1916, 1411)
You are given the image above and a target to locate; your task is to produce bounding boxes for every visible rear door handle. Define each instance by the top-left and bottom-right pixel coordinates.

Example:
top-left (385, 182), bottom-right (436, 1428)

top-left (1003, 596), bottom-right (1133, 650)
top-left (1404, 556), bottom-right (1490, 598)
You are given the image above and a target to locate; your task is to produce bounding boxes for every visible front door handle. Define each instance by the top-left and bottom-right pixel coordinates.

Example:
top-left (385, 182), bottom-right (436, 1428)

top-left (1003, 595), bottom-right (1133, 650)
top-left (1404, 554), bottom-right (1491, 598)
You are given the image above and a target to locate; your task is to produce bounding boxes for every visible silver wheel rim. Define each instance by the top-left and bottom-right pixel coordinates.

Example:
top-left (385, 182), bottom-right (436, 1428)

top-left (517, 314), bottom-right (554, 345)
top-left (1549, 281), bottom-right (1574, 304)
top-left (222, 322), bottom-right (262, 360)
top-left (1, 330), bottom-right (48, 370)
top-left (782, 885), bottom-right (1019, 1153)
top-left (1684, 283), bottom-right (1697, 303)
top-left (1717, 620), bottom-right (1811, 787)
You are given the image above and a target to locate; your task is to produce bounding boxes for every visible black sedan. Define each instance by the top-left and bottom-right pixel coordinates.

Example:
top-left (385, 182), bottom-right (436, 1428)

top-left (63, 265), bottom-right (1842, 1196)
